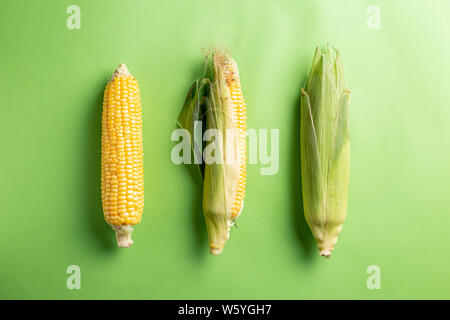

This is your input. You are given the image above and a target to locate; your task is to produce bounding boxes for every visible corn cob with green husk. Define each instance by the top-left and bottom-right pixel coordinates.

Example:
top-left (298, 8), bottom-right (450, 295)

top-left (300, 44), bottom-right (350, 257)
top-left (178, 50), bottom-right (247, 255)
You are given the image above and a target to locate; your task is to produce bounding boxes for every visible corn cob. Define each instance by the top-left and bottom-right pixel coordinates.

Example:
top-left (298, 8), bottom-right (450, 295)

top-left (204, 53), bottom-right (247, 255)
top-left (300, 45), bottom-right (350, 257)
top-left (101, 64), bottom-right (144, 248)
top-left (178, 50), bottom-right (247, 255)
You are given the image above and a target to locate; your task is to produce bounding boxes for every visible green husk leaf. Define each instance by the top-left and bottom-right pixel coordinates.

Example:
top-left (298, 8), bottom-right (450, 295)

top-left (177, 78), bottom-right (209, 178)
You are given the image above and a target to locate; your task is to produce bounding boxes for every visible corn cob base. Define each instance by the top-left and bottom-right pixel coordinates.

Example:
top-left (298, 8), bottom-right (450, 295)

top-left (111, 225), bottom-right (134, 248)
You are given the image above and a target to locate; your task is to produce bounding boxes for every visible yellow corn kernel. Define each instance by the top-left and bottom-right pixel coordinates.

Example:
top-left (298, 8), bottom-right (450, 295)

top-left (221, 57), bottom-right (247, 220)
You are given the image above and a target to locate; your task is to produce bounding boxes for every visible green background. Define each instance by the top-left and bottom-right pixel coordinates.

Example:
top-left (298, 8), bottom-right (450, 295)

top-left (0, 0), bottom-right (449, 299)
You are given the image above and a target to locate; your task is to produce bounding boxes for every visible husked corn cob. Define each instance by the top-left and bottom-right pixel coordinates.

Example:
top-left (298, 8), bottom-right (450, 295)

top-left (300, 45), bottom-right (350, 257)
top-left (178, 50), bottom-right (247, 255)
top-left (101, 64), bottom-right (144, 248)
